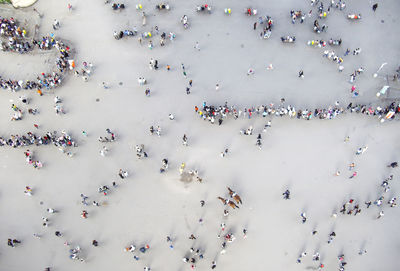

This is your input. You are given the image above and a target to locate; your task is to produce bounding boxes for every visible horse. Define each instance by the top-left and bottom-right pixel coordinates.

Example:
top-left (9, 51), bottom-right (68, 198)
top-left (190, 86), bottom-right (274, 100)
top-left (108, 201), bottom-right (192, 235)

top-left (227, 187), bottom-right (242, 204)
top-left (217, 196), bottom-right (228, 205)
top-left (228, 200), bottom-right (239, 209)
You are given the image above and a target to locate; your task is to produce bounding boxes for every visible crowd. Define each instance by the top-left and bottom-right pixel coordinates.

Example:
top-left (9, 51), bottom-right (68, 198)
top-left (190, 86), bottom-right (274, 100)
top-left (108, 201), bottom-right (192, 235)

top-left (0, 130), bottom-right (77, 149)
top-left (195, 100), bottom-right (400, 124)
top-left (1, 1), bottom-right (398, 271)
top-left (0, 17), bottom-right (73, 93)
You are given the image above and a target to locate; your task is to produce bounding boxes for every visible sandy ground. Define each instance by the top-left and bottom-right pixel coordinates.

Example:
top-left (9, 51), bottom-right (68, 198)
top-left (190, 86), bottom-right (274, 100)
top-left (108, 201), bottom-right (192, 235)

top-left (0, 0), bottom-right (399, 270)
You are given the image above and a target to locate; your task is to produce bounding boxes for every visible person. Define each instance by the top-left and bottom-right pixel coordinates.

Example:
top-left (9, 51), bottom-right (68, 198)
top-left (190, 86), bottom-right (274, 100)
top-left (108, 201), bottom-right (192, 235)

top-left (81, 210), bottom-right (88, 219)
top-left (119, 169), bottom-right (128, 179)
top-left (92, 240), bottom-right (98, 246)
top-left (372, 3), bottom-right (378, 12)
top-left (299, 70), bottom-right (304, 78)
top-left (7, 239), bottom-right (14, 247)
top-left (283, 189), bottom-right (290, 199)
top-left (101, 82), bottom-right (108, 89)
top-left (301, 212), bottom-right (307, 223)
top-left (53, 19), bottom-right (60, 30)
top-left (211, 261), bottom-right (217, 269)
top-left (215, 84), bottom-right (219, 91)
top-left (200, 200), bottom-right (205, 207)
top-left (194, 42), bottom-right (200, 51)
top-left (182, 134), bottom-right (188, 146)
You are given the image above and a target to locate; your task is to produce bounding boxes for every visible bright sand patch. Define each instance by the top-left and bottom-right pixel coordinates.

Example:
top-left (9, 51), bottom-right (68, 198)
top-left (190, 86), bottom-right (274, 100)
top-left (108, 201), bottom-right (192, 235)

top-left (11, 0), bottom-right (37, 8)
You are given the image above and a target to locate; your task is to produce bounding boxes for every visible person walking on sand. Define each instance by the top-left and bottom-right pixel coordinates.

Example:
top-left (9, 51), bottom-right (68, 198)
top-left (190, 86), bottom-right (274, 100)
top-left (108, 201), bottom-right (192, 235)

top-left (194, 42), bottom-right (200, 51)
top-left (299, 70), bottom-right (304, 78)
top-left (301, 212), bottom-right (307, 223)
top-left (283, 189), bottom-right (290, 199)
top-left (372, 3), bottom-right (378, 12)
top-left (377, 210), bottom-right (384, 219)
top-left (349, 171), bottom-right (357, 179)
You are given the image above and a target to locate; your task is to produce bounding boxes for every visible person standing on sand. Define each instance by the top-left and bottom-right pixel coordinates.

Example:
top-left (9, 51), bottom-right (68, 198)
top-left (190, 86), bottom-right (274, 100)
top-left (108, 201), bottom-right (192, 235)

top-left (372, 3), bottom-right (378, 12)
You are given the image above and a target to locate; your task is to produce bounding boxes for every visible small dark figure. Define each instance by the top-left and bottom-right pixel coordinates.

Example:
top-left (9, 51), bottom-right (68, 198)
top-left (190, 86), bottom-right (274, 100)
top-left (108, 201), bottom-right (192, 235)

top-left (283, 189), bottom-right (290, 199)
top-left (92, 240), bottom-right (98, 246)
top-left (372, 3), bottom-right (378, 12)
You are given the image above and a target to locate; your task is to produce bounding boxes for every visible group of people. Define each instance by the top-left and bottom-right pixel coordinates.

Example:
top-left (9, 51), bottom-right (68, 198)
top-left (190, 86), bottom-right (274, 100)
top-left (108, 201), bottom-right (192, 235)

top-left (293, 157), bottom-right (398, 269)
top-left (195, 100), bottom-right (400, 125)
top-left (0, 130), bottom-right (77, 150)
top-left (15, 129), bottom-right (78, 164)
top-left (0, 17), bottom-right (73, 93)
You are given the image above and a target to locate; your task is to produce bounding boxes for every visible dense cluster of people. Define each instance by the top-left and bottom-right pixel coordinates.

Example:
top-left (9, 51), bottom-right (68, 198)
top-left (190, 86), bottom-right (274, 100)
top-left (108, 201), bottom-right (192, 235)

top-left (0, 130), bottom-right (77, 149)
top-left (0, 17), bottom-right (73, 93)
top-left (195, 101), bottom-right (400, 124)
